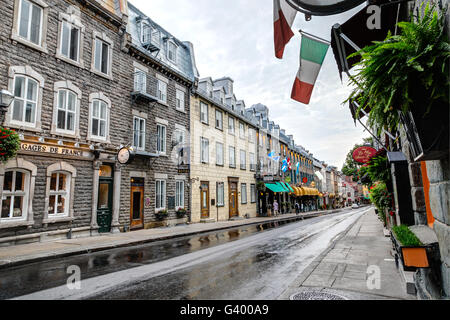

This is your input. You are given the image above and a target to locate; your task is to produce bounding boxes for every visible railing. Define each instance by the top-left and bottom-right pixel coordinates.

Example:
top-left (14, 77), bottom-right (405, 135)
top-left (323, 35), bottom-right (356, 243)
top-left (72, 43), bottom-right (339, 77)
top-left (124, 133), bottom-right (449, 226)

top-left (132, 71), bottom-right (158, 102)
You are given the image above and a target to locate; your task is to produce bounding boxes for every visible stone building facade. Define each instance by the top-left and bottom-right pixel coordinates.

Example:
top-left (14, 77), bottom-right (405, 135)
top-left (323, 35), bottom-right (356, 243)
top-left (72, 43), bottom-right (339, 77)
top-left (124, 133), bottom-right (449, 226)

top-left (0, 0), bottom-right (130, 244)
top-left (190, 77), bottom-right (257, 222)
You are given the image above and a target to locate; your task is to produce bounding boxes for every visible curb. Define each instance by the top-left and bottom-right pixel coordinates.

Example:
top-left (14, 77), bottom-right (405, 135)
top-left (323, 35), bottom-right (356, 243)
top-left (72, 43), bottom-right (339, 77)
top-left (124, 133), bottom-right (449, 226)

top-left (0, 209), bottom-right (345, 270)
top-left (277, 208), bottom-right (368, 300)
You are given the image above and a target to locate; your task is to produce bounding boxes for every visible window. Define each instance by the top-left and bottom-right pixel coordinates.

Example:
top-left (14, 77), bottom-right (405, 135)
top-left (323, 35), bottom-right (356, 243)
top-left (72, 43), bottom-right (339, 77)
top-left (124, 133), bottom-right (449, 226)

top-left (216, 142), bottom-right (224, 166)
top-left (157, 124), bottom-right (166, 154)
top-left (91, 99), bottom-right (108, 140)
top-left (141, 22), bottom-right (151, 43)
top-left (176, 89), bottom-right (185, 111)
top-left (201, 137), bottom-right (209, 163)
top-left (249, 128), bottom-right (256, 144)
top-left (259, 133), bottom-right (263, 146)
top-left (17, 0), bottom-right (43, 46)
top-left (240, 150), bottom-right (246, 170)
top-left (59, 20), bottom-right (80, 62)
top-left (56, 89), bottom-right (76, 133)
top-left (250, 184), bottom-right (256, 203)
top-left (155, 180), bottom-right (166, 210)
top-left (47, 172), bottom-right (70, 217)
top-left (200, 102), bottom-right (208, 124)
top-left (215, 110), bottom-right (223, 130)
top-left (175, 180), bottom-right (184, 209)
top-left (217, 182), bottom-right (224, 207)
top-left (239, 122), bottom-right (245, 139)
top-left (228, 116), bottom-right (235, 134)
top-left (229, 146), bottom-right (236, 168)
top-left (93, 37), bottom-right (110, 76)
top-left (1, 170), bottom-right (29, 220)
top-left (249, 153), bottom-right (255, 171)
top-left (11, 75), bottom-right (38, 126)
top-left (133, 116), bottom-right (146, 150)
top-left (152, 29), bottom-right (160, 45)
top-left (134, 68), bottom-right (147, 93)
top-left (174, 129), bottom-right (186, 164)
top-left (158, 80), bottom-right (167, 103)
top-left (167, 40), bottom-right (177, 63)
top-left (241, 183), bottom-right (247, 204)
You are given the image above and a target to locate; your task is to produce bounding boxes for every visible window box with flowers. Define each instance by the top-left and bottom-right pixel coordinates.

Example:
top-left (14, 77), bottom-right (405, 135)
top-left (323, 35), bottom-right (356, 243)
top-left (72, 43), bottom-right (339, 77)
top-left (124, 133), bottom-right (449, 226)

top-left (155, 209), bottom-right (168, 221)
top-left (176, 208), bottom-right (187, 218)
top-left (0, 127), bottom-right (20, 163)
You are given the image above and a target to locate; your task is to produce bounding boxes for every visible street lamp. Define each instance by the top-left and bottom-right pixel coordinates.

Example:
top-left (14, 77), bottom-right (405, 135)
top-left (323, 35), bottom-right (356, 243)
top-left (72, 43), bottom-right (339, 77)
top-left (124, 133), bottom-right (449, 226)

top-left (0, 89), bottom-right (14, 109)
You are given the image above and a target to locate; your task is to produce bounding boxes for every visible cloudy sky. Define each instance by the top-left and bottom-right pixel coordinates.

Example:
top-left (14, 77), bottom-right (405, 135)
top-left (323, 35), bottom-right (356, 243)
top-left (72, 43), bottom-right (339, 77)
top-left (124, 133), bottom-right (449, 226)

top-left (129, 0), bottom-right (370, 169)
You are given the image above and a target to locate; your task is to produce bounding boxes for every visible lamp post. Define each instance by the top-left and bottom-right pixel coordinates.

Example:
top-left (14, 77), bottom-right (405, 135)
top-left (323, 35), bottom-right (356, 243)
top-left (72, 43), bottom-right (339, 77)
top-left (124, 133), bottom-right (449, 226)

top-left (0, 89), bottom-right (14, 122)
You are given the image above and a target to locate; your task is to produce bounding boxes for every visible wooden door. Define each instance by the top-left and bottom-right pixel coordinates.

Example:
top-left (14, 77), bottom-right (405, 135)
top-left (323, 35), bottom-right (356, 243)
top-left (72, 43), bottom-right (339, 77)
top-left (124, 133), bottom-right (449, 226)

top-left (97, 165), bottom-right (114, 233)
top-left (229, 180), bottom-right (238, 218)
top-left (200, 182), bottom-right (209, 219)
top-left (130, 178), bottom-right (144, 230)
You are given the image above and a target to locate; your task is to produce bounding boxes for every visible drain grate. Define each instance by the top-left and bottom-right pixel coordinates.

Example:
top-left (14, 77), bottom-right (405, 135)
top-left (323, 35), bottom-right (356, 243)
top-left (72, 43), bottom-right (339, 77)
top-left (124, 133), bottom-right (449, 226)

top-left (290, 290), bottom-right (348, 300)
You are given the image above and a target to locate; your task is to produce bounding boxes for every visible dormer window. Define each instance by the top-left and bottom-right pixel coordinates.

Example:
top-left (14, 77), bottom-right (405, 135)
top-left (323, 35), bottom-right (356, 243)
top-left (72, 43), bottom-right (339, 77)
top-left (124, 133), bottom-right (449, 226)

top-left (141, 22), bottom-right (151, 43)
top-left (167, 40), bottom-right (177, 63)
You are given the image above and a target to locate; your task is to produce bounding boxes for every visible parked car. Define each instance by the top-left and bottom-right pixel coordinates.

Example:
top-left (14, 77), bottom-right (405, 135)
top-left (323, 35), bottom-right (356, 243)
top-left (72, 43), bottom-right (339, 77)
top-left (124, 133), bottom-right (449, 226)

top-left (352, 203), bottom-right (360, 209)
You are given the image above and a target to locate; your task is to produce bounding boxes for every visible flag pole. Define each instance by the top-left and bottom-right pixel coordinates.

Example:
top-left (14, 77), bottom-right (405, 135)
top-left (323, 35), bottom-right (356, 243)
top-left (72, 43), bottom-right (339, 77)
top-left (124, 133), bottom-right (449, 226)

top-left (298, 29), bottom-right (330, 45)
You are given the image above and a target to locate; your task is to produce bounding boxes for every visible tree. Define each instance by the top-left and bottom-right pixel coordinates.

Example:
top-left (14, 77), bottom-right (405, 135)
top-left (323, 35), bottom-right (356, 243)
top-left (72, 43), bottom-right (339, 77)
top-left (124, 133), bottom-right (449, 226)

top-left (341, 137), bottom-right (374, 181)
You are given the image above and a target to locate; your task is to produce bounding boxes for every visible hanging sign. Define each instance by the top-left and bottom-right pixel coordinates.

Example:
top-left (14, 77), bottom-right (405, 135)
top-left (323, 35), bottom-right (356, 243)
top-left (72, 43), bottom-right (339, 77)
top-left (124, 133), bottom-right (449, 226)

top-left (352, 146), bottom-right (377, 164)
top-left (287, 0), bottom-right (366, 16)
top-left (303, 177), bottom-right (308, 184)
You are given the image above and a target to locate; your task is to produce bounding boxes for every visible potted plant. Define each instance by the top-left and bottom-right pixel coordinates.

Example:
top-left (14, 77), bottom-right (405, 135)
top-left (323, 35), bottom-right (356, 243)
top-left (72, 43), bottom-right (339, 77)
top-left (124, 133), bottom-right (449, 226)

top-left (176, 208), bottom-right (187, 218)
top-left (0, 127), bottom-right (20, 163)
top-left (391, 225), bottom-right (430, 271)
top-left (155, 209), bottom-right (168, 221)
top-left (347, 3), bottom-right (449, 161)
top-left (256, 181), bottom-right (266, 192)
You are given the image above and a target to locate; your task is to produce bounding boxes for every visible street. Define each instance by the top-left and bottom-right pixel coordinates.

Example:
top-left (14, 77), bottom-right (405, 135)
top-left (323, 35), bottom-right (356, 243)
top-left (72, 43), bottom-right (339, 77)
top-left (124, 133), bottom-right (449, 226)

top-left (6, 206), bottom-right (371, 300)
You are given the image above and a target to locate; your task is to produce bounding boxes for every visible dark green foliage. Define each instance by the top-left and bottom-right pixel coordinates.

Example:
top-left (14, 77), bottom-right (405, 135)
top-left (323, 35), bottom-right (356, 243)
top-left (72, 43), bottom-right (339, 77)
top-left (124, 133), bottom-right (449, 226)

top-left (369, 182), bottom-right (392, 211)
top-left (0, 127), bottom-right (20, 163)
top-left (347, 2), bottom-right (450, 135)
top-left (366, 156), bottom-right (391, 185)
top-left (393, 225), bottom-right (423, 246)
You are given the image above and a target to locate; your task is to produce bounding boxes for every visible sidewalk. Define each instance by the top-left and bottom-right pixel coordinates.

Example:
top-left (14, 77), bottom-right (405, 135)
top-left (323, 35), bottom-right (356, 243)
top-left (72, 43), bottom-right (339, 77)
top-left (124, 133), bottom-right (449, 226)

top-left (278, 208), bottom-right (417, 300)
top-left (0, 209), bottom-right (339, 269)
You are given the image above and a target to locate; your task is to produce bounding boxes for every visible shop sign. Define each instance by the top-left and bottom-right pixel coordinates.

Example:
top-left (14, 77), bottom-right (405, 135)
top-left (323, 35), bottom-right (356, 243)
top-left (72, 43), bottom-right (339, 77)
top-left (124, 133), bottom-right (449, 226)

top-left (352, 146), bottom-right (377, 164)
top-left (263, 176), bottom-right (274, 182)
top-left (20, 142), bottom-right (86, 157)
top-left (303, 177), bottom-right (308, 184)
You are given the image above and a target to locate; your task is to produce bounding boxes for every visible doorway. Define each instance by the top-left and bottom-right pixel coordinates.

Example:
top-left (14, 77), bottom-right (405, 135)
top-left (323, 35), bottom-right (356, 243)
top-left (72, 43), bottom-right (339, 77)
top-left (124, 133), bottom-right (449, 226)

top-left (228, 178), bottom-right (239, 219)
top-left (130, 178), bottom-right (144, 230)
top-left (200, 181), bottom-right (210, 219)
top-left (97, 165), bottom-right (114, 233)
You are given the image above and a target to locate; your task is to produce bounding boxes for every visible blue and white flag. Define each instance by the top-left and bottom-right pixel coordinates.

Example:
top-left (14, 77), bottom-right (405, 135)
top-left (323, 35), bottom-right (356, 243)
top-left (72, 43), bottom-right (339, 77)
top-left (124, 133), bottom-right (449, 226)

top-left (282, 159), bottom-right (288, 172)
top-left (268, 151), bottom-right (280, 162)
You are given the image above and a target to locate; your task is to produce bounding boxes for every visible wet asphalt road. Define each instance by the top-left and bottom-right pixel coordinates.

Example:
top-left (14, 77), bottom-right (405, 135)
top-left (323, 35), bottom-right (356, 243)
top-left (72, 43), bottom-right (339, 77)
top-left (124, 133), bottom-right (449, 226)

top-left (4, 207), bottom-right (370, 300)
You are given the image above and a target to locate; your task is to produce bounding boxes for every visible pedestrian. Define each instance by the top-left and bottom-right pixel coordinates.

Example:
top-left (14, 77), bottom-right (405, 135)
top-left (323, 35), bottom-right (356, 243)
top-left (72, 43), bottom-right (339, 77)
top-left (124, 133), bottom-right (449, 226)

top-left (295, 201), bottom-right (300, 215)
top-left (273, 200), bottom-right (279, 216)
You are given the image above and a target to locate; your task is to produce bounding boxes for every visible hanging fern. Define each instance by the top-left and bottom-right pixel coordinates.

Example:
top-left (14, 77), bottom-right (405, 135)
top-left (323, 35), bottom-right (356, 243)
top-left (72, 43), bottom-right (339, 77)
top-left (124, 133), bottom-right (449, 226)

top-left (0, 127), bottom-right (20, 163)
top-left (346, 2), bottom-right (450, 135)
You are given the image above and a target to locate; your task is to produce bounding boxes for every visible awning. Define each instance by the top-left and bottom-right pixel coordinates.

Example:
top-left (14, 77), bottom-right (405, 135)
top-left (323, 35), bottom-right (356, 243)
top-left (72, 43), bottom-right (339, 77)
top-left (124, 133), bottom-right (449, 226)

top-left (264, 183), bottom-right (286, 193)
top-left (294, 187), bottom-right (304, 196)
top-left (282, 183), bottom-right (295, 193)
top-left (330, 0), bottom-right (409, 80)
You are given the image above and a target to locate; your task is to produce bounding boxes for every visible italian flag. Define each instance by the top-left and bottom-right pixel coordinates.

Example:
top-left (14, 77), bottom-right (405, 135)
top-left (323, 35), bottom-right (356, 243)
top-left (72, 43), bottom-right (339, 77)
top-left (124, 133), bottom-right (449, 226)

top-left (273, 0), bottom-right (297, 59)
top-left (291, 34), bottom-right (330, 104)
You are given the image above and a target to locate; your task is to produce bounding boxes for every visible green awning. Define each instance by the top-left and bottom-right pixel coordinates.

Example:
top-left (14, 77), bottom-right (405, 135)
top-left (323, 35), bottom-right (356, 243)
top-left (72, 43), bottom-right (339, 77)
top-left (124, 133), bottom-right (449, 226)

top-left (265, 183), bottom-right (288, 193)
top-left (282, 182), bottom-right (295, 193)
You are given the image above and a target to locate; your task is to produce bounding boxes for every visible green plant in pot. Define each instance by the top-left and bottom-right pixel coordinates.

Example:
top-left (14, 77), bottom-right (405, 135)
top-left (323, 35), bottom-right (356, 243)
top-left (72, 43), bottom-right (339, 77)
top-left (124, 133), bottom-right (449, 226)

top-left (0, 127), bottom-right (20, 163)
top-left (347, 3), bottom-right (449, 154)
top-left (176, 208), bottom-right (187, 218)
top-left (391, 225), bottom-right (429, 271)
top-left (155, 209), bottom-right (168, 220)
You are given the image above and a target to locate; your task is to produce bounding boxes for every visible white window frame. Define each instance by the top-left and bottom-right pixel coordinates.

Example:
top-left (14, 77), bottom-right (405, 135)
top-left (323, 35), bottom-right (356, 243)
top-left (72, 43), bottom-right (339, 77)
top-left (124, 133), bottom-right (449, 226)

top-left (0, 158), bottom-right (37, 229)
top-left (141, 21), bottom-right (151, 44)
top-left (250, 184), bottom-right (256, 203)
top-left (87, 93), bottom-right (111, 143)
top-left (156, 123), bottom-right (167, 155)
top-left (46, 172), bottom-right (71, 217)
top-left (229, 146), bottom-right (236, 168)
top-left (249, 152), bottom-right (256, 171)
top-left (176, 89), bottom-right (185, 112)
top-left (228, 116), bottom-right (235, 135)
top-left (216, 142), bottom-right (224, 166)
top-left (1, 170), bottom-right (29, 222)
top-left (241, 183), bottom-right (247, 204)
top-left (167, 39), bottom-right (178, 64)
top-left (51, 81), bottom-right (81, 138)
top-left (134, 68), bottom-right (147, 93)
top-left (174, 126), bottom-right (186, 165)
top-left (240, 150), bottom-right (246, 170)
top-left (91, 31), bottom-right (113, 79)
top-left (157, 79), bottom-right (167, 104)
top-left (201, 137), bottom-right (209, 164)
top-left (11, 0), bottom-right (48, 53)
top-left (200, 102), bottom-right (209, 124)
top-left (133, 116), bottom-right (146, 151)
top-left (215, 109), bottom-right (223, 130)
top-left (155, 179), bottom-right (166, 211)
top-left (175, 180), bottom-right (184, 210)
top-left (239, 122), bottom-right (245, 139)
top-left (5, 66), bottom-right (44, 132)
top-left (56, 9), bottom-right (84, 67)
top-left (216, 182), bottom-right (224, 207)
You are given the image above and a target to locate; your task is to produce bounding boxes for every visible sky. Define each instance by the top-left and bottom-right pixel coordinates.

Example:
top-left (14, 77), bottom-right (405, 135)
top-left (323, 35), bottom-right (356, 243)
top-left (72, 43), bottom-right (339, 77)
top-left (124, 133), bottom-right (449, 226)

top-left (129, 0), bottom-right (371, 169)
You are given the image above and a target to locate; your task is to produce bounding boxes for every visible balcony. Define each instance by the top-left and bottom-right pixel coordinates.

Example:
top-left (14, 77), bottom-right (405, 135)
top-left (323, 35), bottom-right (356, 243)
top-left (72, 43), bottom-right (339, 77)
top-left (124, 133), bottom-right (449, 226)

top-left (131, 71), bottom-right (158, 103)
top-left (141, 28), bottom-right (161, 53)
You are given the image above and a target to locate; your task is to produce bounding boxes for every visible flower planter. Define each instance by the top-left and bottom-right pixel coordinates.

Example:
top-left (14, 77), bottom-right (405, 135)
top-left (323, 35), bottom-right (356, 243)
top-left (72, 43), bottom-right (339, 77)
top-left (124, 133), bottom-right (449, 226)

top-left (155, 212), bottom-right (168, 221)
top-left (391, 231), bottom-right (430, 272)
top-left (176, 210), bottom-right (187, 219)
